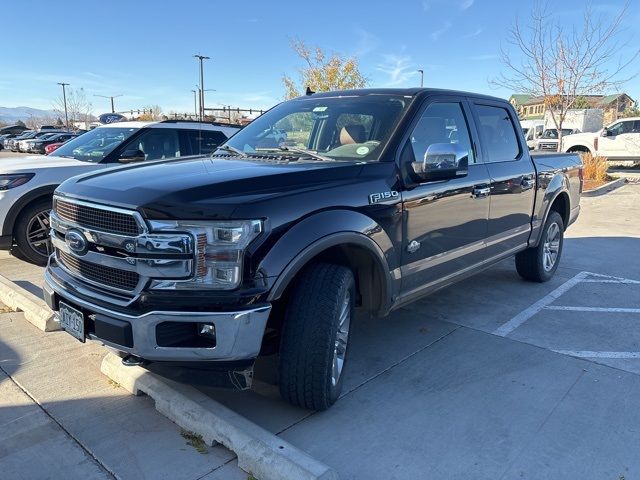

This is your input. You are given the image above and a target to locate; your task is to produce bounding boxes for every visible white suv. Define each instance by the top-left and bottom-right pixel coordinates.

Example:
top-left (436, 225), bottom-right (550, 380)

top-left (0, 120), bottom-right (239, 264)
top-left (563, 117), bottom-right (640, 160)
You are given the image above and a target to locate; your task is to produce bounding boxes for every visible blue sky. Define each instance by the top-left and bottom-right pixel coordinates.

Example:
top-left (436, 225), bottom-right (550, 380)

top-left (0, 0), bottom-right (638, 114)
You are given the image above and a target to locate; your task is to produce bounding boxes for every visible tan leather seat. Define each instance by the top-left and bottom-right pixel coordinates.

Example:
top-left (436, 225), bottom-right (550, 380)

top-left (339, 125), bottom-right (366, 145)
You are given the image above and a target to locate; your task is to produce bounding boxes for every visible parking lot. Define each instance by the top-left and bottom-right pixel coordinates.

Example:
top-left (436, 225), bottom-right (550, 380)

top-left (1, 184), bottom-right (639, 479)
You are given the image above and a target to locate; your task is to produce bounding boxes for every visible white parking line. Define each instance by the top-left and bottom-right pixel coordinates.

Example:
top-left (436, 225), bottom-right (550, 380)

top-left (581, 279), bottom-right (640, 284)
top-left (493, 271), bottom-right (589, 337)
top-left (545, 306), bottom-right (640, 313)
top-left (554, 350), bottom-right (640, 359)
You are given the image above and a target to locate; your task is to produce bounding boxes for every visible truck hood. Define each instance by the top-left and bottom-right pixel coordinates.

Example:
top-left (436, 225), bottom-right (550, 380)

top-left (0, 155), bottom-right (95, 173)
top-left (57, 156), bottom-right (366, 220)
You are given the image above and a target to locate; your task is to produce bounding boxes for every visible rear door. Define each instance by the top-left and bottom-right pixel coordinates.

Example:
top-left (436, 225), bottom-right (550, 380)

top-left (471, 101), bottom-right (536, 259)
top-left (600, 120), bottom-right (640, 159)
top-left (400, 96), bottom-right (490, 295)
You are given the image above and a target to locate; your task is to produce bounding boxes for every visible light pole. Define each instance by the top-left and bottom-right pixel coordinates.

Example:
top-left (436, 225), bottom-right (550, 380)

top-left (190, 89), bottom-right (198, 119)
top-left (94, 94), bottom-right (123, 113)
top-left (417, 69), bottom-right (424, 88)
top-left (193, 54), bottom-right (210, 121)
top-left (57, 82), bottom-right (70, 131)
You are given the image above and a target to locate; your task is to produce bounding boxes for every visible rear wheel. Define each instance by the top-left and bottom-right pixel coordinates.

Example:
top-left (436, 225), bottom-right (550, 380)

top-left (515, 210), bottom-right (564, 282)
top-left (14, 198), bottom-right (53, 266)
top-left (278, 262), bottom-right (355, 410)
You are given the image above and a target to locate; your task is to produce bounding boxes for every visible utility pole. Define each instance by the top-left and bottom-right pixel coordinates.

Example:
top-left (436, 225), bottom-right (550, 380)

top-left (94, 94), bottom-right (123, 113)
top-left (190, 89), bottom-right (198, 119)
top-left (57, 82), bottom-right (70, 131)
top-left (193, 54), bottom-right (210, 121)
top-left (417, 69), bottom-right (424, 88)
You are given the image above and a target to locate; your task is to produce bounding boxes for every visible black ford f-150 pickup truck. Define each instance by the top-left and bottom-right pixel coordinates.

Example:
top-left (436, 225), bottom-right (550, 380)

top-left (43, 88), bottom-right (582, 410)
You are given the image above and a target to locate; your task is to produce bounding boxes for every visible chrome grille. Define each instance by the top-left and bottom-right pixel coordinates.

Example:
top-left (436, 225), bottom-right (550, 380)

top-left (539, 142), bottom-right (559, 151)
top-left (55, 199), bottom-right (141, 236)
top-left (58, 250), bottom-right (140, 292)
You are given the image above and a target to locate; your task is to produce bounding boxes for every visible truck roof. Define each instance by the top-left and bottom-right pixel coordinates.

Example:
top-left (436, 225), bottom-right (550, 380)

top-left (297, 87), bottom-right (508, 103)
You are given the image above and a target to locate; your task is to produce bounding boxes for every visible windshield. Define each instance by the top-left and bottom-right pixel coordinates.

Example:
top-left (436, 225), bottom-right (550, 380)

top-left (222, 94), bottom-right (412, 162)
top-left (52, 127), bottom-right (138, 162)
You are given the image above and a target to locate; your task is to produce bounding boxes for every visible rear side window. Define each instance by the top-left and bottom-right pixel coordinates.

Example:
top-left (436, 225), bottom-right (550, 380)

top-left (186, 129), bottom-right (228, 155)
top-left (475, 105), bottom-right (520, 162)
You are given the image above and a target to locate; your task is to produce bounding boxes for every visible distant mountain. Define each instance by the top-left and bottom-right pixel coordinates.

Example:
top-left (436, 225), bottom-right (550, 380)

top-left (0, 106), bottom-right (60, 123)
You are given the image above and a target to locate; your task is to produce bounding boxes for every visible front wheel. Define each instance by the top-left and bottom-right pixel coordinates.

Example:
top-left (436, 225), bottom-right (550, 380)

top-left (515, 210), bottom-right (564, 282)
top-left (278, 263), bottom-right (355, 410)
top-left (13, 198), bottom-right (53, 266)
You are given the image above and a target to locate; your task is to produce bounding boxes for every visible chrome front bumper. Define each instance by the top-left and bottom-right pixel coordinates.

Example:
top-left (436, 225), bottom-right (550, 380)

top-left (44, 268), bottom-right (271, 362)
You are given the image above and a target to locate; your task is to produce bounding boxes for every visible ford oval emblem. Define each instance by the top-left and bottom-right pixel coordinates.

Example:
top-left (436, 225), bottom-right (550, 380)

top-left (65, 229), bottom-right (88, 256)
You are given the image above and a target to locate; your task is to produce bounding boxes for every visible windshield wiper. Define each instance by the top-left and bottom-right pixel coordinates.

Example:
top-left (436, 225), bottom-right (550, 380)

top-left (256, 146), bottom-right (333, 162)
top-left (215, 145), bottom-right (248, 157)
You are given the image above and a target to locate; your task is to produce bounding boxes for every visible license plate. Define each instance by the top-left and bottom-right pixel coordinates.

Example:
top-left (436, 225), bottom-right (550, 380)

top-left (59, 301), bottom-right (85, 342)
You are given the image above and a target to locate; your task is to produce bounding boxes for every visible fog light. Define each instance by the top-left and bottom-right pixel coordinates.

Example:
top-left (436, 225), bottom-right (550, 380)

top-left (198, 323), bottom-right (215, 338)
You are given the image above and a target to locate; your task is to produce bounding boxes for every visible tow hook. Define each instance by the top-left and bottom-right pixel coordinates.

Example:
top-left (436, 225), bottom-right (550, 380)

top-left (121, 354), bottom-right (146, 367)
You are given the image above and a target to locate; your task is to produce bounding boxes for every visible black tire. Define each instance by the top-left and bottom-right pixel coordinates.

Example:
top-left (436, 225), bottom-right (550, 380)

top-left (516, 210), bottom-right (564, 282)
top-left (278, 262), bottom-right (355, 410)
top-left (13, 198), bottom-right (53, 266)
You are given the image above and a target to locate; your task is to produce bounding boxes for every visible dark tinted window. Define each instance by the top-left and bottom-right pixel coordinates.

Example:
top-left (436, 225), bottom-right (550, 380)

top-left (475, 105), bottom-right (520, 162)
top-left (409, 102), bottom-right (475, 165)
top-left (186, 129), bottom-right (228, 155)
top-left (122, 128), bottom-right (181, 161)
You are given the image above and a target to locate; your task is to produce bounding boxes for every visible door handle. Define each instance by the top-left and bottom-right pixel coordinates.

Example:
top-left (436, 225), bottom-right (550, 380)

top-left (521, 178), bottom-right (535, 190)
top-left (472, 186), bottom-right (490, 198)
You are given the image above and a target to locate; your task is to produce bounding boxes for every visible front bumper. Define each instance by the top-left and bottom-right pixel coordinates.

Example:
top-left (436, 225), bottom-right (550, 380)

top-left (44, 267), bottom-right (272, 363)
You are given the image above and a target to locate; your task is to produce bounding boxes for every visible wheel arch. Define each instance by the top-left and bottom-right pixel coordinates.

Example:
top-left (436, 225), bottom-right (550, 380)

top-left (261, 210), bottom-right (399, 317)
top-left (2, 185), bottom-right (58, 237)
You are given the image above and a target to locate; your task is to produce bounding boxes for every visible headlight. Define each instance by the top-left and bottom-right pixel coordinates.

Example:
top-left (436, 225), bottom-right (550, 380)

top-left (0, 173), bottom-right (35, 190)
top-left (150, 220), bottom-right (262, 290)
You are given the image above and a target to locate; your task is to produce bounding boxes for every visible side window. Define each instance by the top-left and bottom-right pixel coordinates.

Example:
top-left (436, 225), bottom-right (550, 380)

top-left (187, 130), bottom-right (228, 155)
top-left (633, 121), bottom-right (640, 133)
top-left (608, 121), bottom-right (634, 136)
top-left (409, 102), bottom-right (475, 166)
top-left (122, 129), bottom-right (181, 161)
top-left (475, 105), bottom-right (520, 162)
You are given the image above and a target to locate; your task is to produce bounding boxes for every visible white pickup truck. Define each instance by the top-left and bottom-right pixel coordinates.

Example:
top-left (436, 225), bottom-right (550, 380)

top-left (562, 117), bottom-right (640, 161)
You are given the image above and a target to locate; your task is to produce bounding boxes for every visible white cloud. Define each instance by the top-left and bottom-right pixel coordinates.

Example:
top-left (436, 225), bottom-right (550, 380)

top-left (460, 0), bottom-right (474, 9)
top-left (376, 54), bottom-right (418, 87)
top-left (354, 27), bottom-right (380, 57)
top-left (431, 21), bottom-right (452, 41)
top-left (462, 27), bottom-right (484, 39)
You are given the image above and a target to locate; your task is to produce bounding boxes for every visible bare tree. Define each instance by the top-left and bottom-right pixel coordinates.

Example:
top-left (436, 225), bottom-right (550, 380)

top-left (493, 2), bottom-right (638, 151)
top-left (53, 87), bottom-right (93, 129)
top-left (283, 39), bottom-right (369, 99)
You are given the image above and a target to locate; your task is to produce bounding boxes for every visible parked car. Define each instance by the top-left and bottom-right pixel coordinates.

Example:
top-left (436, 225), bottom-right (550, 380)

top-left (4, 131), bottom-right (34, 151)
top-left (26, 132), bottom-right (77, 154)
top-left (18, 131), bottom-right (65, 152)
top-left (563, 117), bottom-right (640, 161)
top-left (535, 128), bottom-right (580, 151)
top-left (44, 142), bottom-right (65, 154)
top-left (43, 88), bottom-right (583, 410)
top-left (521, 120), bottom-right (544, 150)
top-left (0, 120), bottom-right (240, 264)
top-left (0, 124), bottom-right (29, 137)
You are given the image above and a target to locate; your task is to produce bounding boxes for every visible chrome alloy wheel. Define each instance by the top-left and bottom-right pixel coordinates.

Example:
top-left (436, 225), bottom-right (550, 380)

top-left (543, 222), bottom-right (561, 271)
top-left (331, 291), bottom-right (351, 387)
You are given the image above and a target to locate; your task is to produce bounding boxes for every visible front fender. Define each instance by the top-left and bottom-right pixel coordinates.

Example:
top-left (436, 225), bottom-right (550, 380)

top-left (259, 209), bottom-right (400, 312)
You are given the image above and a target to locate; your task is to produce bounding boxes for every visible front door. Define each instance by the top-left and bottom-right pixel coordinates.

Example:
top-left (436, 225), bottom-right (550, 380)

top-left (472, 102), bottom-right (536, 258)
top-left (400, 98), bottom-right (490, 297)
top-left (600, 119), bottom-right (640, 159)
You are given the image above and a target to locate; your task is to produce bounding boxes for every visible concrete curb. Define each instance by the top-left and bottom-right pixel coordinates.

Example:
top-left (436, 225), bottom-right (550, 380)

top-left (582, 177), bottom-right (626, 197)
top-left (0, 274), bottom-right (58, 331)
top-left (101, 353), bottom-right (339, 480)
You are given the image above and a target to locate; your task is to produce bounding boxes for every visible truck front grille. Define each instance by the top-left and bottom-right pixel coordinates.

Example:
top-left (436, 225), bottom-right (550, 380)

top-left (55, 199), bottom-right (141, 236)
top-left (58, 250), bottom-right (140, 292)
top-left (539, 142), bottom-right (558, 151)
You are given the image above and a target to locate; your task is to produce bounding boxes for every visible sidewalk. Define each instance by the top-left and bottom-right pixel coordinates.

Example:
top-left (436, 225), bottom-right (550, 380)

top-left (0, 307), bottom-right (246, 480)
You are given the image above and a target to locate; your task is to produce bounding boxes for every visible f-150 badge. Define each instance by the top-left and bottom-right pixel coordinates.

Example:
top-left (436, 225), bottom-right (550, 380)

top-left (369, 191), bottom-right (399, 204)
